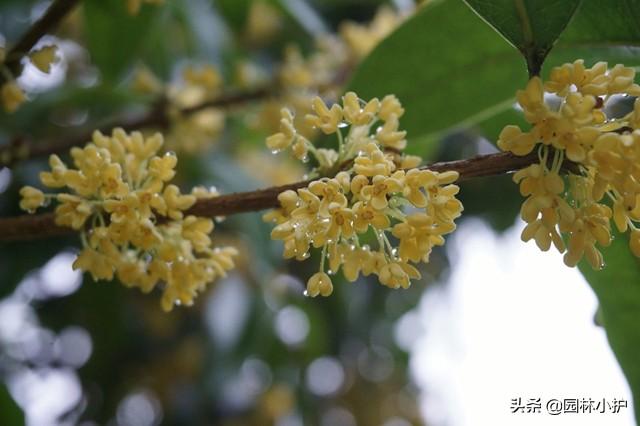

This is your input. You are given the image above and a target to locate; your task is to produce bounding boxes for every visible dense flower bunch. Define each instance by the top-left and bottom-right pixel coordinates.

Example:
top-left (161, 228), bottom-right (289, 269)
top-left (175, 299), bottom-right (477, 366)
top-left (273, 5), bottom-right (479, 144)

top-left (1, 44), bottom-right (58, 113)
top-left (256, 6), bottom-right (408, 140)
top-left (19, 128), bottom-right (237, 311)
top-left (132, 65), bottom-right (226, 153)
top-left (264, 92), bottom-right (463, 296)
top-left (498, 60), bottom-right (640, 269)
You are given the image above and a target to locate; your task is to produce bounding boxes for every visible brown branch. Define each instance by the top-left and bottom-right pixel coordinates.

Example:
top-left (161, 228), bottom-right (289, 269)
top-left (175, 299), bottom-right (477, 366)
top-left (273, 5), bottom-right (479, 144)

top-left (0, 151), bottom-right (539, 242)
top-left (2, 0), bottom-right (81, 84)
top-left (1, 87), bottom-right (272, 166)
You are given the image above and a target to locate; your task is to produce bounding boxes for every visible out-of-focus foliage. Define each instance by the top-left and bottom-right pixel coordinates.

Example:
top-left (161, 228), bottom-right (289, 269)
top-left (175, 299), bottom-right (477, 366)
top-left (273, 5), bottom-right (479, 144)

top-left (3, 0), bottom-right (640, 424)
top-left (580, 232), bottom-right (640, 423)
top-left (0, 1), bottom-right (435, 424)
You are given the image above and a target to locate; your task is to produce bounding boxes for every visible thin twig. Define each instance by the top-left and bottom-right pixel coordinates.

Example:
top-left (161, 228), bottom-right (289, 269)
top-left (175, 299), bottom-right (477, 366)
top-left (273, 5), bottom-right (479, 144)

top-left (0, 151), bottom-right (539, 242)
top-left (2, 0), bottom-right (81, 84)
top-left (1, 87), bottom-right (273, 166)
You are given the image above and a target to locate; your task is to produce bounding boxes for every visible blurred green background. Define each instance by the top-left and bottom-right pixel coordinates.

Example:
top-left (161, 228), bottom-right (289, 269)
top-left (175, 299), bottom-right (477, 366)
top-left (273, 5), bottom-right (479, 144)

top-left (2, 0), bottom-right (640, 424)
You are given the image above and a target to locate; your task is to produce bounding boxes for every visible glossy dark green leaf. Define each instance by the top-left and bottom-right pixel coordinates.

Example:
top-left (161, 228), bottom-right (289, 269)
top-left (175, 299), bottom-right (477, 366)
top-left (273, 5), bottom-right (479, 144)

top-left (348, 0), bottom-right (526, 155)
top-left (463, 0), bottom-right (582, 75)
top-left (83, 0), bottom-right (161, 82)
top-left (579, 233), bottom-right (640, 424)
top-left (349, 0), bottom-right (640, 151)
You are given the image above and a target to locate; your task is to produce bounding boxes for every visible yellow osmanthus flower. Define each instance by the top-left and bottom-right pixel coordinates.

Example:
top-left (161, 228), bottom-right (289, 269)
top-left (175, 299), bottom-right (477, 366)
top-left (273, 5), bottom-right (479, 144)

top-left (499, 59), bottom-right (640, 270)
top-left (339, 6), bottom-right (406, 60)
top-left (28, 45), bottom-right (58, 74)
top-left (254, 5), bottom-right (411, 141)
top-left (264, 93), bottom-right (463, 297)
top-left (1, 81), bottom-right (26, 113)
top-left (130, 64), bottom-right (226, 154)
top-left (244, 0), bottom-right (283, 46)
top-left (19, 128), bottom-right (237, 311)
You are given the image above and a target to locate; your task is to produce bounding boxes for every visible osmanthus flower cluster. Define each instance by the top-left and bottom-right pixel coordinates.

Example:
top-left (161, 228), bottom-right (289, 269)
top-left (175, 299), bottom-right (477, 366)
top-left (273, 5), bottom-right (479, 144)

top-left (19, 128), bottom-right (237, 311)
top-left (131, 65), bottom-right (226, 153)
top-left (1, 44), bottom-right (58, 113)
top-left (263, 92), bottom-right (463, 297)
top-left (256, 6), bottom-right (409, 140)
top-left (498, 60), bottom-right (640, 269)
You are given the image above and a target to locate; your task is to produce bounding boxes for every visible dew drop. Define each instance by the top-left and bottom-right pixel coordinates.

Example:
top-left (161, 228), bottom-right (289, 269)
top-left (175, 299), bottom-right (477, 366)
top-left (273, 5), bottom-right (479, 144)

top-left (175, 299), bottom-right (182, 306)
top-left (391, 248), bottom-right (398, 256)
top-left (301, 155), bottom-right (309, 163)
top-left (271, 149), bottom-right (281, 155)
top-left (303, 290), bottom-right (309, 297)
top-left (362, 245), bottom-right (370, 251)
top-left (338, 121), bottom-right (348, 128)
top-left (327, 269), bottom-right (335, 275)
top-left (301, 252), bottom-right (310, 259)
top-left (214, 215), bottom-right (226, 223)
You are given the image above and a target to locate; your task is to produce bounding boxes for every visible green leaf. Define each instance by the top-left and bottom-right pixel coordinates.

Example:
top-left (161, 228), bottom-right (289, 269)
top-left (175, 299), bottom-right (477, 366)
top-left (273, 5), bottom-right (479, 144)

top-left (559, 0), bottom-right (640, 45)
top-left (545, 0), bottom-right (640, 66)
top-left (463, 0), bottom-right (582, 75)
top-left (214, 0), bottom-right (253, 33)
top-left (348, 0), bottom-right (526, 154)
top-left (350, 0), bottom-right (640, 417)
top-left (579, 233), bottom-right (640, 424)
top-left (0, 384), bottom-right (23, 426)
top-left (83, 0), bottom-right (161, 83)
top-left (348, 0), bottom-right (640, 149)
